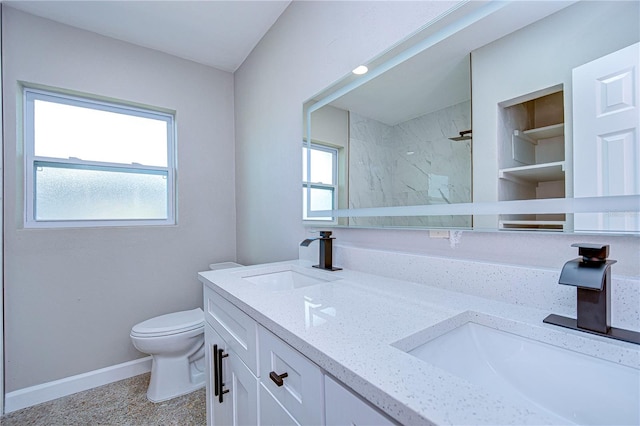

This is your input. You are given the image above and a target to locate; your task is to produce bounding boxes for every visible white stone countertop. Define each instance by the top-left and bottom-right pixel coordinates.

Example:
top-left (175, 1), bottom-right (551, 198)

top-left (198, 260), bottom-right (640, 425)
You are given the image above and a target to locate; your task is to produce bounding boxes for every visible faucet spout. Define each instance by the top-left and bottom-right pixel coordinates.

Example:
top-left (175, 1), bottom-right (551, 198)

top-left (544, 243), bottom-right (639, 345)
top-left (300, 238), bottom-right (317, 247)
top-left (558, 258), bottom-right (616, 291)
top-left (299, 231), bottom-right (342, 271)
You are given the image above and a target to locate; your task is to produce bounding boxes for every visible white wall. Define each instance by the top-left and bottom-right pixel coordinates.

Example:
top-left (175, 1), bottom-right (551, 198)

top-left (2, 8), bottom-right (236, 391)
top-left (235, 0), bottom-right (461, 264)
top-left (235, 2), bottom-right (640, 275)
top-left (308, 105), bottom-right (348, 151)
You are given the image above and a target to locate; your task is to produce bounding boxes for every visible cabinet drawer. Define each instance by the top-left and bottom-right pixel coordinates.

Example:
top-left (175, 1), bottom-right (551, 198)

top-left (325, 375), bottom-right (395, 425)
top-left (259, 384), bottom-right (299, 426)
top-left (204, 285), bottom-right (258, 374)
top-left (258, 325), bottom-right (323, 425)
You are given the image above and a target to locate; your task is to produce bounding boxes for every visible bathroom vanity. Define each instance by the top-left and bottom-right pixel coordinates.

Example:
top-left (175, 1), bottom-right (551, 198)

top-left (202, 284), bottom-right (389, 425)
top-left (199, 262), bottom-right (639, 425)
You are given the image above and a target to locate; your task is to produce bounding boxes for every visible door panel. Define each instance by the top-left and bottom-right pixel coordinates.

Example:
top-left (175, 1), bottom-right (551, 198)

top-left (573, 42), bottom-right (639, 231)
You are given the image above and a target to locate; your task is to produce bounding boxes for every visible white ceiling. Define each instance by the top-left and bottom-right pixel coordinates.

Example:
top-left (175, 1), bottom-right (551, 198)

top-left (326, 1), bottom-right (574, 126)
top-left (4, 0), bottom-right (291, 72)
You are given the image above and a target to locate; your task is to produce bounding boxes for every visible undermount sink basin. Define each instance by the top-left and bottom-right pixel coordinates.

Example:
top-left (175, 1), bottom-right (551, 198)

top-left (240, 265), bottom-right (339, 291)
top-left (394, 315), bottom-right (640, 425)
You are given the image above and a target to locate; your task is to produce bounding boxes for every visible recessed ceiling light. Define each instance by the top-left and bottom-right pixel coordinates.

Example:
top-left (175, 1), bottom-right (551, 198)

top-left (352, 65), bottom-right (368, 75)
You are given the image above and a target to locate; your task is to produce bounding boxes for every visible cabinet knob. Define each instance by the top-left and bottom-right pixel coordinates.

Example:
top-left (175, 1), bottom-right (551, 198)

top-left (269, 371), bottom-right (289, 387)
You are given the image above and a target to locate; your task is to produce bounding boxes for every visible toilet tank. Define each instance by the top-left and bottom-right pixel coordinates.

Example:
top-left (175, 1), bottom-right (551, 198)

top-left (209, 262), bottom-right (243, 271)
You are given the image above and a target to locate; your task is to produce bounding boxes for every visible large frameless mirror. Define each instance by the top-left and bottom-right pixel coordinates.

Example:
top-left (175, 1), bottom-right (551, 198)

top-left (303, 0), bottom-right (640, 235)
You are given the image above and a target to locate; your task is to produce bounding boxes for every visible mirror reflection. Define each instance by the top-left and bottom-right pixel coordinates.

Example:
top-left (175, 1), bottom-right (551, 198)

top-left (304, 1), bottom-right (639, 233)
top-left (308, 46), bottom-right (473, 228)
top-left (345, 53), bottom-right (471, 228)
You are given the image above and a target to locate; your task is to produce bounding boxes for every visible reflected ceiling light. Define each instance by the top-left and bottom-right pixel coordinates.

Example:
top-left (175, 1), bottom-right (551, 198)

top-left (352, 65), bottom-right (368, 75)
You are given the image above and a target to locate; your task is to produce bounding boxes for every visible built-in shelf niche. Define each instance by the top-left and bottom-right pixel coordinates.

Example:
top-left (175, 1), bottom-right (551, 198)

top-left (498, 88), bottom-right (567, 231)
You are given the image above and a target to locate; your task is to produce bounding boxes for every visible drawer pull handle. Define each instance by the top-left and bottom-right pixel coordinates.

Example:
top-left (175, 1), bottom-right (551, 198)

top-left (213, 344), bottom-right (219, 397)
top-left (269, 371), bottom-right (289, 387)
top-left (218, 348), bottom-right (229, 403)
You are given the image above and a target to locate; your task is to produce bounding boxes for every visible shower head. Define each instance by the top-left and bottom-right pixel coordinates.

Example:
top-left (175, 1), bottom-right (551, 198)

top-left (449, 130), bottom-right (472, 141)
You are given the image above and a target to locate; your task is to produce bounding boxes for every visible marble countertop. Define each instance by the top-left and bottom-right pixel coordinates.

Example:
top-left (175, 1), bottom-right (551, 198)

top-left (198, 260), bottom-right (639, 425)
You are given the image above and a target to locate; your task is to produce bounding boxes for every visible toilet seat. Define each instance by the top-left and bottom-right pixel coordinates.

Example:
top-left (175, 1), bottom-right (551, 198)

top-left (131, 308), bottom-right (204, 337)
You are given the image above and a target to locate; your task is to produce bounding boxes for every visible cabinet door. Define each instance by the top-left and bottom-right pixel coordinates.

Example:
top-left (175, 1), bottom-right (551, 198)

top-left (258, 326), bottom-right (324, 425)
top-left (205, 325), bottom-right (259, 426)
top-left (325, 376), bottom-right (395, 426)
top-left (573, 42), bottom-right (640, 232)
top-left (205, 325), bottom-right (230, 426)
top-left (226, 352), bottom-right (259, 426)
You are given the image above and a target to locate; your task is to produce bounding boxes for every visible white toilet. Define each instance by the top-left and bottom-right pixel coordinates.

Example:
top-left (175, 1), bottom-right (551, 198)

top-left (130, 308), bottom-right (205, 402)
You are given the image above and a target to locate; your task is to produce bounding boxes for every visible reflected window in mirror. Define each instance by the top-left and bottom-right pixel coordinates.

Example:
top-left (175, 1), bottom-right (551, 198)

top-left (302, 143), bottom-right (337, 222)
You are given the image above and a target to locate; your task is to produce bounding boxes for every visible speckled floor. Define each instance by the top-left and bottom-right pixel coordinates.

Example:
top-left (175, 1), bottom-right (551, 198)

top-left (0, 373), bottom-right (206, 425)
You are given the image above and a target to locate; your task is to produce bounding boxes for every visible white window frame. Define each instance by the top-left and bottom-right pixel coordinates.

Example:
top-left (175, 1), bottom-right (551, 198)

top-left (303, 142), bottom-right (338, 223)
top-left (23, 87), bottom-right (176, 228)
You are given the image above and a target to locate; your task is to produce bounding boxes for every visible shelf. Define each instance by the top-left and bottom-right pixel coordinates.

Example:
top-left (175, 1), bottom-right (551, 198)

top-left (499, 91), bottom-right (567, 218)
top-left (512, 124), bottom-right (564, 165)
top-left (522, 123), bottom-right (564, 140)
top-left (499, 161), bottom-right (565, 183)
top-left (500, 220), bottom-right (565, 231)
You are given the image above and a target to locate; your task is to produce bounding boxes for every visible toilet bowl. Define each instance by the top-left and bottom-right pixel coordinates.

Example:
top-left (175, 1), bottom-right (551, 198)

top-left (130, 308), bottom-right (205, 402)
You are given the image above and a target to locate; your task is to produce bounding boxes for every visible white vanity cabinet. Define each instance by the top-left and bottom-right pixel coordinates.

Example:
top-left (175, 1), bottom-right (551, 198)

top-left (204, 287), bottom-right (259, 426)
top-left (203, 281), bottom-right (392, 426)
top-left (325, 376), bottom-right (395, 426)
top-left (204, 286), bottom-right (258, 374)
top-left (258, 325), bottom-right (324, 425)
top-left (204, 325), bottom-right (259, 426)
top-left (259, 384), bottom-right (300, 425)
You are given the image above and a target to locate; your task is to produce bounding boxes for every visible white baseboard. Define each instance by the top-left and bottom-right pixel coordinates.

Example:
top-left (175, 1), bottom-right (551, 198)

top-left (4, 356), bottom-right (152, 414)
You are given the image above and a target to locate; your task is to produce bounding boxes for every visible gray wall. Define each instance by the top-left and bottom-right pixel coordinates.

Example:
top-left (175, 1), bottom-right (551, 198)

top-left (3, 8), bottom-right (236, 391)
top-left (235, 2), bottom-right (640, 273)
top-left (235, 0), bottom-right (461, 264)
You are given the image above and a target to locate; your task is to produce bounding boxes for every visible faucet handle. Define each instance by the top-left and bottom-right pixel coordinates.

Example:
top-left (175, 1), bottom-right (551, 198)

top-left (319, 231), bottom-right (333, 239)
top-left (571, 243), bottom-right (609, 263)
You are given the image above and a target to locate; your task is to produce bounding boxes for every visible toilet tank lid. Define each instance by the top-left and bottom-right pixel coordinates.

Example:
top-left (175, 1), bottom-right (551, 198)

top-left (132, 308), bottom-right (204, 335)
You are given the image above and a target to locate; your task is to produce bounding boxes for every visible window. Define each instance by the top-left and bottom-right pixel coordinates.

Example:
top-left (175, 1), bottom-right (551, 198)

top-left (24, 88), bottom-right (176, 228)
top-left (302, 143), bottom-right (337, 222)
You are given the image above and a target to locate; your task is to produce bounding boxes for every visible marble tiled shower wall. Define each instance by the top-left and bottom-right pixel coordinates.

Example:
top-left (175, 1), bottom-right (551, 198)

top-left (349, 101), bottom-right (472, 227)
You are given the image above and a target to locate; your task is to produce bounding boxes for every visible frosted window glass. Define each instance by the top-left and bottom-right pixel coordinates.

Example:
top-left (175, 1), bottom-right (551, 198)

top-left (24, 88), bottom-right (176, 227)
top-left (35, 165), bottom-right (168, 221)
top-left (303, 187), bottom-right (333, 221)
top-left (34, 100), bottom-right (168, 166)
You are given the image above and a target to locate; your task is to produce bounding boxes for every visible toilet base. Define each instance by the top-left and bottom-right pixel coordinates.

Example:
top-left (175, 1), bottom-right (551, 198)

top-left (146, 354), bottom-right (205, 402)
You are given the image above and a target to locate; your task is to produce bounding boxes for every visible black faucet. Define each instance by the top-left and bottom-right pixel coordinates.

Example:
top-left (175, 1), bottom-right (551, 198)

top-left (300, 231), bottom-right (342, 271)
top-left (544, 243), bottom-right (639, 344)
